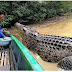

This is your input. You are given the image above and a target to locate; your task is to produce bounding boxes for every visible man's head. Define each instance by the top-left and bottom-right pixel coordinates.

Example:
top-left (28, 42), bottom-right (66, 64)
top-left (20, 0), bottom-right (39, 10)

top-left (0, 11), bottom-right (5, 20)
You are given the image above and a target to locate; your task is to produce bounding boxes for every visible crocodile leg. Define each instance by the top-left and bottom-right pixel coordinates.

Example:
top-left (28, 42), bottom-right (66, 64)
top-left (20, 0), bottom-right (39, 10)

top-left (57, 56), bottom-right (72, 70)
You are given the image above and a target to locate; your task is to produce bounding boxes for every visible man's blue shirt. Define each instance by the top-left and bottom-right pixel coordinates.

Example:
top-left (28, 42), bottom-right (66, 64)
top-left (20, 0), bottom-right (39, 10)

top-left (0, 25), bottom-right (5, 38)
top-left (0, 25), bottom-right (1, 30)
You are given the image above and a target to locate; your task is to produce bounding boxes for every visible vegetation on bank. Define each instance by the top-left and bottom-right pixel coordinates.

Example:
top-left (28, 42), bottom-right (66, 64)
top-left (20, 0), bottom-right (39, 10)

top-left (0, 1), bottom-right (72, 27)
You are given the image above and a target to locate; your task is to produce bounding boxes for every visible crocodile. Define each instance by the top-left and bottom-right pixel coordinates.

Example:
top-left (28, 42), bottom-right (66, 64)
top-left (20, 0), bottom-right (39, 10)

top-left (15, 22), bottom-right (72, 70)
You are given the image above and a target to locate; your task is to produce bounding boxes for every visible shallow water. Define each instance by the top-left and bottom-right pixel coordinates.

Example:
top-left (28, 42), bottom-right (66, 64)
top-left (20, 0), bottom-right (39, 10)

top-left (37, 19), bottom-right (72, 37)
top-left (29, 19), bottom-right (72, 71)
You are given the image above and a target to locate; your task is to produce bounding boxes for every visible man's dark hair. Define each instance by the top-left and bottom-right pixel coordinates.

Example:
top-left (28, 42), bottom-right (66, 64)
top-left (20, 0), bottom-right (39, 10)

top-left (0, 11), bottom-right (5, 15)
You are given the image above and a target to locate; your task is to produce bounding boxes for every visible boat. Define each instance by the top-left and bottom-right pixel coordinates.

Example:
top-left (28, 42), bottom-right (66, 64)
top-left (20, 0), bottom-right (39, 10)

top-left (0, 34), bottom-right (44, 71)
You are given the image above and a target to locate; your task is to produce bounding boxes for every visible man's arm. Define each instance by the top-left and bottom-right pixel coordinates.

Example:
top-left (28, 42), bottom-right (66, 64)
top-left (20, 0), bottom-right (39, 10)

top-left (0, 30), bottom-right (7, 40)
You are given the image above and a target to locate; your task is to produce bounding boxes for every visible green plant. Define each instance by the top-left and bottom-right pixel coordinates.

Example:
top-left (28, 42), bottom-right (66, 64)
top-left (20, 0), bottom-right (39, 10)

top-left (0, 15), bottom-right (14, 26)
top-left (0, 1), bottom-right (72, 26)
top-left (47, 9), bottom-right (57, 18)
top-left (56, 9), bottom-right (64, 15)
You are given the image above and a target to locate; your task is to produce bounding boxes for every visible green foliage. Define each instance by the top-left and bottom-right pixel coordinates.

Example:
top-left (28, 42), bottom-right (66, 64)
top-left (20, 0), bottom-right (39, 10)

top-left (0, 2), bottom-right (9, 11)
top-left (46, 1), bottom-right (63, 10)
top-left (0, 15), bottom-right (14, 26)
top-left (0, 1), bottom-right (72, 26)
top-left (12, 2), bottom-right (47, 23)
top-left (62, 1), bottom-right (72, 13)
top-left (56, 9), bottom-right (64, 15)
top-left (47, 9), bottom-right (57, 18)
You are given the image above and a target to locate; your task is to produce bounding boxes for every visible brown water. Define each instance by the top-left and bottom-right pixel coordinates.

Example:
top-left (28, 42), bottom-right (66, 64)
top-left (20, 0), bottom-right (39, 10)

top-left (29, 19), bottom-right (72, 71)
top-left (37, 19), bottom-right (72, 37)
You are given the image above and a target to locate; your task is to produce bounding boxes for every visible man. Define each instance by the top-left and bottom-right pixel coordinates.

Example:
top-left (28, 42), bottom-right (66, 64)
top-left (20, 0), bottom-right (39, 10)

top-left (0, 11), bottom-right (7, 40)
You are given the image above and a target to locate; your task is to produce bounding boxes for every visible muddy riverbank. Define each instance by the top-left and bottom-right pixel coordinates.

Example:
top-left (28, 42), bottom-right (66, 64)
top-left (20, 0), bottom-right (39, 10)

top-left (27, 13), bottom-right (72, 30)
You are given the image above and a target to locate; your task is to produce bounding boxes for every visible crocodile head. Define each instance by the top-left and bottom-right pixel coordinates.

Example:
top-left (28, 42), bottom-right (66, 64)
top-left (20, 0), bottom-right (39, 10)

top-left (23, 27), bottom-right (40, 52)
top-left (15, 22), bottom-right (25, 30)
top-left (23, 27), bottom-right (39, 38)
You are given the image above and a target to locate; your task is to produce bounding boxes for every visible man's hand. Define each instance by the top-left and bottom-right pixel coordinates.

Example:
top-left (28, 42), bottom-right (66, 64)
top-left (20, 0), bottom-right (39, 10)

top-left (3, 37), bottom-right (8, 40)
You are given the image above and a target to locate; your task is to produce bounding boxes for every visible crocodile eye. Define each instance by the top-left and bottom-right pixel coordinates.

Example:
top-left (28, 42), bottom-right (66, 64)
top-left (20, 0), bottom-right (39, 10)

top-left (31, 33), bottom-right (33, 36)
top-left (34, 34), bottom-right (36, 36)
top-left (23, 28), bottom-right (26, 32)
